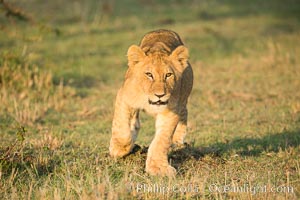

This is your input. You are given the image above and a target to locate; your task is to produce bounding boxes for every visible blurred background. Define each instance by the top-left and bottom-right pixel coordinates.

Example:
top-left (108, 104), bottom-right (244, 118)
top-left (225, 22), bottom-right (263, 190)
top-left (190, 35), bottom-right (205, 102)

top-left (1, 0), bottom-right (299, 89)
top-left (1, 0), bottom-right (300, 61)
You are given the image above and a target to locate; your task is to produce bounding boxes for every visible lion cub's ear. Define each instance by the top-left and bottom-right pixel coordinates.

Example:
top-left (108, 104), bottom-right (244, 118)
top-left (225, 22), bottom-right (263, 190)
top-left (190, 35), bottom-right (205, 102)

top-left (170, 45), bottom-right (189, 71)
top-left (127, 45), bottom-right (146, 67)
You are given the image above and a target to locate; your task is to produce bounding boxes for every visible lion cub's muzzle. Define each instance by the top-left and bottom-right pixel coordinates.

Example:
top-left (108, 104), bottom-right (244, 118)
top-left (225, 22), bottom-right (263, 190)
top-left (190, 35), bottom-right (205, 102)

top-left (148, 99), bottom-right (169, 106)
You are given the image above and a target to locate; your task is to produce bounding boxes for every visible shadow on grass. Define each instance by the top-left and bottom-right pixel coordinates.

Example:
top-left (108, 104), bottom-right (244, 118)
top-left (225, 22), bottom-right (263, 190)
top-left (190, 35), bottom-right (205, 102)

top-left (210, 129), bottom-right (300, 156)
top-left (0, 147), bottom-right (61, 178)
top-left (126, 129), bottom-right (300, 172)
top-left (169, 129), bottom-right (300, 169)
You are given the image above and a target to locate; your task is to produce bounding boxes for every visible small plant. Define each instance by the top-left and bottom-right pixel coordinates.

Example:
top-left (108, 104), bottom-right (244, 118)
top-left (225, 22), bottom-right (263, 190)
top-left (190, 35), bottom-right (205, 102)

top-left (0, 126), bottom-right (26, 174)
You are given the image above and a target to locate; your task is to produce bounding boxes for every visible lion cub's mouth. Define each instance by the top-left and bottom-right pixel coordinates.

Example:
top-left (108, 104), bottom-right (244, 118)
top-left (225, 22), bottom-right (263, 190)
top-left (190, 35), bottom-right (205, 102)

top-left (148, 99), bottom-right (168, 106)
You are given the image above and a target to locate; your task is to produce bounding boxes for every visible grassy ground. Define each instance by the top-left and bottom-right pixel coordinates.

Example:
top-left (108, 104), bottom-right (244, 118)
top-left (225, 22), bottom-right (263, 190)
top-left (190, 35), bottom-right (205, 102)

top-left (1, 0), bottom-right (300, 199)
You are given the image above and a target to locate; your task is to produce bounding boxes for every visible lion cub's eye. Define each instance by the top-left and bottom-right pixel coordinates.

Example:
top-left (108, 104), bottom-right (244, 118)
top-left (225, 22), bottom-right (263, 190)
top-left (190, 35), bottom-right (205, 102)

top-left (145, 72), bottom-right (153, 79)
top-left (165, 73), bottom-right (173, 79)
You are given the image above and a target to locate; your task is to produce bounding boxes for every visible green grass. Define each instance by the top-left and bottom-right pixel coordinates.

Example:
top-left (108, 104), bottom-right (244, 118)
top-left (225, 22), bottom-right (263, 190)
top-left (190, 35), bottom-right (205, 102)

top-left (1, 0), bottom-right (300, 199)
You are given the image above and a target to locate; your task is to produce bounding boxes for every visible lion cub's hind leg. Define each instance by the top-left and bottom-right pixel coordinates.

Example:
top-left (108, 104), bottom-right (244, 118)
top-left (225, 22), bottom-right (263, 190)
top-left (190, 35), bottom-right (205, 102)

top-left (130, 110), bottom-right (140, 142)
top-left (172, 107), bottom-right (188, 148)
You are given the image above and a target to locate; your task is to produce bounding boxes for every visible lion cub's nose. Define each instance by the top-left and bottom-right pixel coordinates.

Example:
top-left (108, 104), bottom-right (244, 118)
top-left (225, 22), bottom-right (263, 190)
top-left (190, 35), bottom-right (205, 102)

top-left (155, 93), bottom-right (165, 98)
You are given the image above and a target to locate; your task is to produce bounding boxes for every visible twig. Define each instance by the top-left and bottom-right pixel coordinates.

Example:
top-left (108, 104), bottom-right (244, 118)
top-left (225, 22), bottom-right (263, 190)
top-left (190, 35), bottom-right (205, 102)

top-left (0, 0), bottom-right (34, 23)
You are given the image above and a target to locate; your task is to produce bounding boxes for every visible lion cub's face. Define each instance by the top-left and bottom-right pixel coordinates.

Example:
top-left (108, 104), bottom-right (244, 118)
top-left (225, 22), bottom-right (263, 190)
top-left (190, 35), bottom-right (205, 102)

top-left (126, 44), bottom-right (189, 113)
top-left (141, 55), bottom-right (175, 110)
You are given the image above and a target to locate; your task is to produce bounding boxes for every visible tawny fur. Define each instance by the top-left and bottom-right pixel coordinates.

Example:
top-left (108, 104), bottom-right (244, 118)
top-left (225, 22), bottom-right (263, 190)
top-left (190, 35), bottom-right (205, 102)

top-left (109, 29), bottom-right (193, 177)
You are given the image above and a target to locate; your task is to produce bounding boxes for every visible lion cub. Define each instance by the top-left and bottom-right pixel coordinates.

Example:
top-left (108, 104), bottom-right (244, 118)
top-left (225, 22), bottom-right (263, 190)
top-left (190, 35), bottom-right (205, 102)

top-left (109, 29), bottom-right (193, 176)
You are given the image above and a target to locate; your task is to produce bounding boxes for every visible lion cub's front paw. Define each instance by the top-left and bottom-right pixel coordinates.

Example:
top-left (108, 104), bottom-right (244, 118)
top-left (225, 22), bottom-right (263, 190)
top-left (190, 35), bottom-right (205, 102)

top-left (146, 162), bottom-right (176, 177)
top-left (171, 142), bottom-right (189, 151)
top-left (109, 144), bottom-right (132, 158)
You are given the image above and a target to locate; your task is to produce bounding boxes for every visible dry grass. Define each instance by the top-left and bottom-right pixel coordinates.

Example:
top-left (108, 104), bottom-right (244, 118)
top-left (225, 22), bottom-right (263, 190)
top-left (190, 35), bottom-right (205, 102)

top-left (0, 53), bottom-right (75, 126)
top-left (0, 0), bottom-right (300, 199)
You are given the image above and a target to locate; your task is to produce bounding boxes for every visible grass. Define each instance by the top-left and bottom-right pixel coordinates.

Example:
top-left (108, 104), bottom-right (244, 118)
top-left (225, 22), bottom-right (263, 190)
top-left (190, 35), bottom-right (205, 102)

top-left (0, 0), bottom-right (300, 199)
